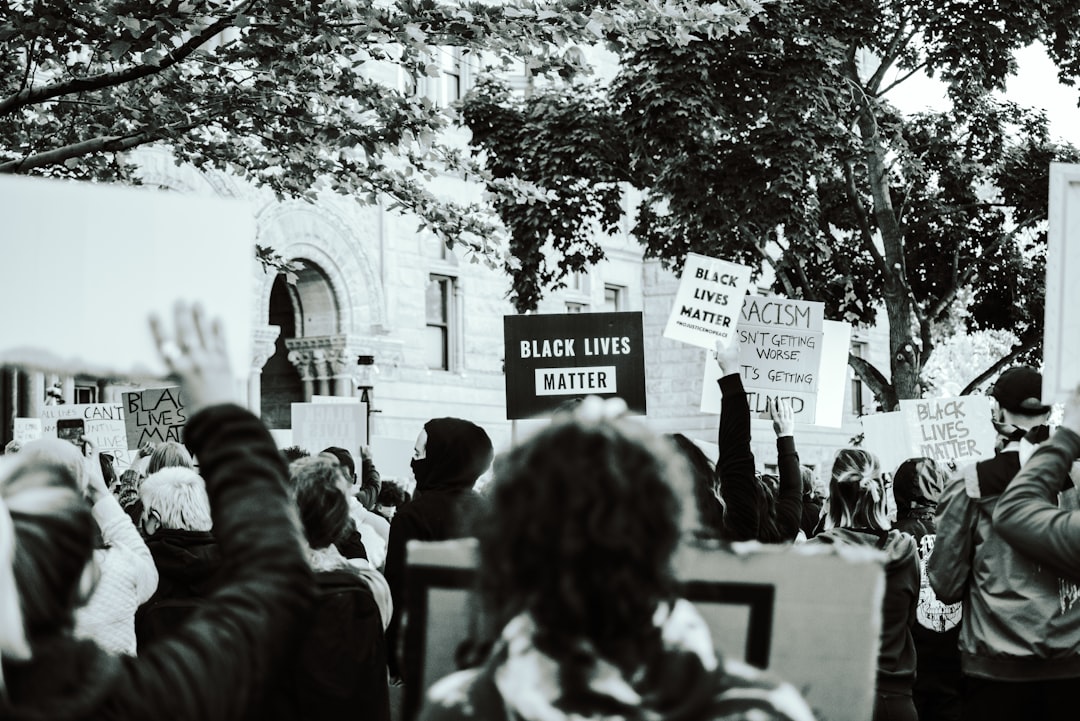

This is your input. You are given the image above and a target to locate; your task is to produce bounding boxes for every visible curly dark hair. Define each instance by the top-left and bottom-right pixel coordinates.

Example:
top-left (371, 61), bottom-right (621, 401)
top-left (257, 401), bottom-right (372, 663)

top-left (478, 410), bottom-right (684, 674)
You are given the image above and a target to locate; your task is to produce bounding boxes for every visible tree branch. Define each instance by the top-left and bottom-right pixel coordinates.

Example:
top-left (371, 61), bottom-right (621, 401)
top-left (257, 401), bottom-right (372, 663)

top-left (0, 124), bottom-right (198, 173)
top-left (844, 159), bottom-right (889, 276)
top-left (865, 16), bottom-right (910, 94)
top-left (850, 353), bottom-right (897, 412)
top-left (926, 217), bottom-right (1039, 320)
top-left (0, 1), bottom-right (254, 117)
top-left (959, 333), bottom-right (1040, 396)
top-left (876, 61), bottom-right (928, 97)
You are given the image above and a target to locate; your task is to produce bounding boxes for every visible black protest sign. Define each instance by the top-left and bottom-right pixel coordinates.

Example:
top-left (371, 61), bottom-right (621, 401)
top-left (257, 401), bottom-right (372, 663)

top-left (503, 311), bottom-right (646, 420)
top-left (122, 387), bottom-right (187, 449)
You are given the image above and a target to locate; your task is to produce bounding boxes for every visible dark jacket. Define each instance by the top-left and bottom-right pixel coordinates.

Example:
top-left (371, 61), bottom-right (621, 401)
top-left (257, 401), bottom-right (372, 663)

top-left (928, 445), bottom-right (1080, 681)
top-left (894, 508), bottom-right (962, 714)
top-left (812, 527), bottom-right (919, 695)
top-left (259, 569), bottom-right (390, 721)
top-left (995, 427), bottom-right (1080, 581)
top-left (716, 374), bottom-right (802, 543)
top-left (0, 404), bottom-right (313, 721)
top-left (135, 528), bottom-right (223, 652)
top-left (384, 418), bottom-right (493, 678)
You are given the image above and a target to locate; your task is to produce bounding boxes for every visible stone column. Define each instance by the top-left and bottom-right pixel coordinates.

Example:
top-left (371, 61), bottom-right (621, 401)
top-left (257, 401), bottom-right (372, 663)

top-left (248, 326), bottom-right (281, 417)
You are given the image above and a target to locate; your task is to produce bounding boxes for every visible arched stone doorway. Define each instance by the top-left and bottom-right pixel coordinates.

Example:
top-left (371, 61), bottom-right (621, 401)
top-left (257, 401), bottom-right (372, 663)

top-left (259, 262), bottom-right (346, 429)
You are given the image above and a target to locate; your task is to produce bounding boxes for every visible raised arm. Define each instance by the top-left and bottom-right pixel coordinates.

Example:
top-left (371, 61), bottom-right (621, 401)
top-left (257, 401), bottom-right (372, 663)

top-left (770, 399), bottom-right (803, 542)
top-left (714, 340), bottom-right (758, 541)
top-left (105, 303), bottom-right (313, 721)
top-left (994, 387), bottom-right (1080, 580)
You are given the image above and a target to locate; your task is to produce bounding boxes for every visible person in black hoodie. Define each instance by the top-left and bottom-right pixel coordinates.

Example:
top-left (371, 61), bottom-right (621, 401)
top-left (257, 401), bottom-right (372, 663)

top-left (891, 456), bottom-right (961, 721)
top-left (0, 302), bottom-right (312, 721)
top-left (383, 417), bottom-right (494, 680)
top-left (810, 448), bottom-right (919, 721)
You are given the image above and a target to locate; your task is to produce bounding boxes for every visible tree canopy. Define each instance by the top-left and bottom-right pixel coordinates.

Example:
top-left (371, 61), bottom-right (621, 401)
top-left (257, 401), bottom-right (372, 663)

top-left (462, 0), bottom-right (1080, 407)
top-left (0, 0), bottom-right (759, 263)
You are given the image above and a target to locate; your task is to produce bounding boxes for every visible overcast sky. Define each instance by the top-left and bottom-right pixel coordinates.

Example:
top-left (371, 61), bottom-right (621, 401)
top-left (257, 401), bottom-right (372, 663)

top-left (889, 42), bottom-right (1080, 146)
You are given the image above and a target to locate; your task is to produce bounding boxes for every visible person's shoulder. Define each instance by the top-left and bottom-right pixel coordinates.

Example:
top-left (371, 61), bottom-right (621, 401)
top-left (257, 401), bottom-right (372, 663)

top-left (715, 657), bottom-right (817, 721)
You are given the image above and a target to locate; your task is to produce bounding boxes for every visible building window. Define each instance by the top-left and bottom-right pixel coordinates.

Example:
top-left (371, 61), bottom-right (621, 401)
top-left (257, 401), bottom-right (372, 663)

top-left (74, 385), bottom-right (96, 404)
top-left (565, 302), bottom-right (588, 314)
top-left (568, 271), bottom-right (589, 293)
top-left (426, 275), bottom-right (456, 370)
top-left (602, 284), bottom-right (625, 312)
top-left (850, 341), bottom-right (867, 415)
top-left (430, 47), bottom-right (464, 107)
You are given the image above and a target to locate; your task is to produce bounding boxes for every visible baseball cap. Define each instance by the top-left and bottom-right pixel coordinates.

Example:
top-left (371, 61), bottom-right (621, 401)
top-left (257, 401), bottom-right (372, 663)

top-left (990, 367), bottom-right (1050, 415)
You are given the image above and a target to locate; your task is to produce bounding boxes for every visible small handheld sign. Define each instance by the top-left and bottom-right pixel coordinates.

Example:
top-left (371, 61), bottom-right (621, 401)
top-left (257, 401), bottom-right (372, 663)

top-left (663, 253), bottom-right (753, 350)
top-left (503, 311), bottom-right (646, 420)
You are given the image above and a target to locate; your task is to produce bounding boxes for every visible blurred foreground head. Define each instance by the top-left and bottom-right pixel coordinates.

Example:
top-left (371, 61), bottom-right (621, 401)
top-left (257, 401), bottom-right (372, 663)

top-left (479, 396), bottom-right (687, 662)
top-left (0, 451), bottom-right (96, 666)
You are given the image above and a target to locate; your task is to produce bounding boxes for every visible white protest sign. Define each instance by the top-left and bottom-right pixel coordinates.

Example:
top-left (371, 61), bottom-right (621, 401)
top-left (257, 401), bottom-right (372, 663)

top-left (12, 418), bottom-right (42, 444)
top-left (860, 411), bottom-right (910, 475)
top-left (0, 175), bottom-right (254, 382)
top-left (862, 396), bottom-right (996, 473)
top-left (663, 254), bottom-right (753, 350)
top-left (311, 395), bottom-right (360, 403)
top-left (1044, 163), bottom-right (1080, 403)
top-left (815, 319), bottom-right (853, 428)
top-left (701, 300), bottom-right (844, 426)
top-left (899, 396), bottom-right (996, 465)
top-left (291, 402), bottom-right (368, 459)
top-left (40, 403), bottom-right (133, 471)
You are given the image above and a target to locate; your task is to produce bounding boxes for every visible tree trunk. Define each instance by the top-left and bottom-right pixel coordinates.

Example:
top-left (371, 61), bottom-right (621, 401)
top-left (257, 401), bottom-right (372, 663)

top-left (856, 106), bottom-right (922, 407)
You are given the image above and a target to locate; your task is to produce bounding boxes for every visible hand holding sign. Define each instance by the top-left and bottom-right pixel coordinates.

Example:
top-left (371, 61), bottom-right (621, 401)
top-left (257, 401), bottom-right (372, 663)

top-left (770, 398), bottom-right (794, 438)
top-left (1062, 384), bottom-right (1080, 437)
top-left (713, 337), bottom-right (741, 377)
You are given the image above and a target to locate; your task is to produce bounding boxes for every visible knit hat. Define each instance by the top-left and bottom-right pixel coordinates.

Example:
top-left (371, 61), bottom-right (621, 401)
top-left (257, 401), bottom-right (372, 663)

top-left (991, 366), bottom-right (1050, 415)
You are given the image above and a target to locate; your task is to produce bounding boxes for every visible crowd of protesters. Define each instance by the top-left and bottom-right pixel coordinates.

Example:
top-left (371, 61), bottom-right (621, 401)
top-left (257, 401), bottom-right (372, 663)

top-left (2, 308), bottom-right (1080, 721)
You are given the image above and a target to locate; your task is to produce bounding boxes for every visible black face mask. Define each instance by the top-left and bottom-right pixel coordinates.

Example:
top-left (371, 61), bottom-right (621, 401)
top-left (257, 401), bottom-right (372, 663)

top-left (411, 458), bottom-right (435, 487)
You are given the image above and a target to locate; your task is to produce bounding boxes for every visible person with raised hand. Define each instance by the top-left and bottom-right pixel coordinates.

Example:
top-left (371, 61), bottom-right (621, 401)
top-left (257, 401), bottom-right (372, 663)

top-left (994, 384), bottom-right (1080, 580)
top-left (0, 302), bottom-right (312, 721)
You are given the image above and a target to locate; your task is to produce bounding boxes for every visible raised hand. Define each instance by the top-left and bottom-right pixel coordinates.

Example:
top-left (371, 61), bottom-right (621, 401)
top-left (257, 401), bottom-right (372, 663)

top-left (149, 302), bottom-right (236, 416)
top-left (713, 337), bottom-right (741, 378)
top-left (769, 397), bottom-right (795, 438)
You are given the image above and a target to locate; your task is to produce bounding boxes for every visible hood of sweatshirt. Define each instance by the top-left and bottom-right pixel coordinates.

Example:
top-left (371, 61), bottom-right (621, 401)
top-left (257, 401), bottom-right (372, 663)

top-left (145, 528), bottom-right (223, 593)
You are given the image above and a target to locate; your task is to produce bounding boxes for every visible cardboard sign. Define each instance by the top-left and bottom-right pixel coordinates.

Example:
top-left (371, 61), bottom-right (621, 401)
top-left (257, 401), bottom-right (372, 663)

top-left (862, 396), bottom-right (996, 473)
top-left (40, 403), bottom-right (133, 470)
top-left (12, 418), bottom-right (42, 444)
top-left (0, 175), bottom-right (254, 381)
top-left (701, 315), bottom-right (848, 427)
top-left (402, 539), bottom-right (883, 721)
top-left (663, 254), bottom-right (753, 350)
top-left (291, 402), bottom-right (368, 459)
top-left (503, 312), bottom-right (646, 420)
top-left (1044, 162), bottom-right (1080, 403)
top-left (122, 387), bottom-right (187, 449)
top-left (899, 396), bottom-right (996, 465)
top-left (736, 295), bottom-right (825, 419)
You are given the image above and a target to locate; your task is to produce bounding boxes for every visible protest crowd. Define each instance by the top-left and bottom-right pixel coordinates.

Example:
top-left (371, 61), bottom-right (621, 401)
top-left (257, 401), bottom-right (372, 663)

top-left (2, 297), bottom-right (1080, 721)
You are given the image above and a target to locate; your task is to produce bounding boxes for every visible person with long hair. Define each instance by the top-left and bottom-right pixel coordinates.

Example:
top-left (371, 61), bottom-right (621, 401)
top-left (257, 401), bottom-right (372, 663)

top-left (0, 303), bottom-right (312, 720)
top-left (419, 396), bottom-right (814, 721)
top-left (810, 448), bottom-right (919, 721)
